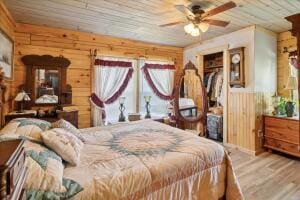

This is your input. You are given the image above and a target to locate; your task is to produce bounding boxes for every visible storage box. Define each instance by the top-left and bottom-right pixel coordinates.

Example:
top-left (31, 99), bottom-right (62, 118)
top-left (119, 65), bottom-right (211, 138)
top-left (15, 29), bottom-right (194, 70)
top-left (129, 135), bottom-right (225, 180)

top-left (207, 113), bottom-right (223, 141)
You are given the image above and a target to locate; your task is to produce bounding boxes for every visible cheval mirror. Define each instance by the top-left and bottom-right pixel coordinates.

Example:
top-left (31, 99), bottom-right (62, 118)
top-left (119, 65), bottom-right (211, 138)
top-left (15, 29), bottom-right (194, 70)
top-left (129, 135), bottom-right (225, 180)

top-left (174, 61), bottom-right (208, 133)
top-left (21, 55), bottom-right (72, 108)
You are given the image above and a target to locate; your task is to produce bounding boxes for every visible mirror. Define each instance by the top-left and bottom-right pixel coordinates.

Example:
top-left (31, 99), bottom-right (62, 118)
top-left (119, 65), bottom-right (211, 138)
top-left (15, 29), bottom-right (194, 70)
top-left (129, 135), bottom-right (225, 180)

top-left (21, 55), bottom-right (72, 107)
top-left (174, 61), bottom-right (208, 124)
top-left (35, 69), bottom-right (59, 104)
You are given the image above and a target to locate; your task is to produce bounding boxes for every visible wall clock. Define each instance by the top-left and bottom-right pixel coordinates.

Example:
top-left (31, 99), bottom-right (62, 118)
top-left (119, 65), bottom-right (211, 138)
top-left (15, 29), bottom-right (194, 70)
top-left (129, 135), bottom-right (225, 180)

top-left (229, 47), bottom-right (245, 88)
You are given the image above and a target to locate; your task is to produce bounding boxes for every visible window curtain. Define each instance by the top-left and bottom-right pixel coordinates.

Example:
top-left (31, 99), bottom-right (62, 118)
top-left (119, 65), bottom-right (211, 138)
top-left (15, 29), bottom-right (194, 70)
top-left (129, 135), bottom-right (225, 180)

top-left (92, 57), bottom-right (133, 126)
top-left (141, 60), bottom-right (175, 100)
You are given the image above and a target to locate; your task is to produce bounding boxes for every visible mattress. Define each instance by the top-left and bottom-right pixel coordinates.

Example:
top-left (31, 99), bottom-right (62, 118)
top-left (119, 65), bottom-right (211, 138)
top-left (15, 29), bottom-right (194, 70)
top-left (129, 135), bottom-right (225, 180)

top-left (64, 120), bottom-right (243, 199)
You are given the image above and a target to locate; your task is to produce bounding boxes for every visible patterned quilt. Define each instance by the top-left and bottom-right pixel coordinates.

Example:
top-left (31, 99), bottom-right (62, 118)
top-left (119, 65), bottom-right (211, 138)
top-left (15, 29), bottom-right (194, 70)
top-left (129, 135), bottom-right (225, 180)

top-left (64, 120), bottom-right (243, 200)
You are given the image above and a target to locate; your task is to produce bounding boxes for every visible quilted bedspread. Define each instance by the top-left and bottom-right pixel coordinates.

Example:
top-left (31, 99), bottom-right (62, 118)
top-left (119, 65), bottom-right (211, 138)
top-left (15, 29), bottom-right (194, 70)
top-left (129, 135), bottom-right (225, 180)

top-left (64, 120), bottom-right (243, 200)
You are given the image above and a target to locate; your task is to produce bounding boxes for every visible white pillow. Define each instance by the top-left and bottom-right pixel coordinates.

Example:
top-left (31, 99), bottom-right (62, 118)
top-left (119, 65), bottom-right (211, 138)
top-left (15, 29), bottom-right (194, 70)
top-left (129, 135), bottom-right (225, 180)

top-left (52, 119), bottom-right (85, 142)
top-left (41, 128), bottom-right (84, 166)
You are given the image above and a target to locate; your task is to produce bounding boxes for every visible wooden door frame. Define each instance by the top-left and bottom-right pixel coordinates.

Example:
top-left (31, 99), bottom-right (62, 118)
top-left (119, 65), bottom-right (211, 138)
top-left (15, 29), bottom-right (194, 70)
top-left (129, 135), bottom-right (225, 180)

top-left (196, 44), bottom-right (229, 144)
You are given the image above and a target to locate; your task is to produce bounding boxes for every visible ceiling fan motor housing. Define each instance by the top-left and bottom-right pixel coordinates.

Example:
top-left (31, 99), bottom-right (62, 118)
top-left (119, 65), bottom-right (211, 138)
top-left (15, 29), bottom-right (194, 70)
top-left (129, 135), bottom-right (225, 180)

top-left (191, 5), bottom-right (205, 15)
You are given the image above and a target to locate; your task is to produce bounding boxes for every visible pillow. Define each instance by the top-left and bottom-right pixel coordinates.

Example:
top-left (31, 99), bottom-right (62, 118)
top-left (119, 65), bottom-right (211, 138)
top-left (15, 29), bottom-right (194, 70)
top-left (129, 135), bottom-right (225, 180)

top-left (41, 128), bottom-right (84, 166)
top-left (0, 118), bottom-right (51, 142)
top-left (0, 135), bottom-right (83, 199)
top-left (52, 119), bottom-right (85, 142)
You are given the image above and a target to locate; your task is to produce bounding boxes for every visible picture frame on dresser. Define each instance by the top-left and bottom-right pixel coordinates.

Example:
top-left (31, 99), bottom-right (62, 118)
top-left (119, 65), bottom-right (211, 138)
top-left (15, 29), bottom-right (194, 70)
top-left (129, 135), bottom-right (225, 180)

top-left (0, 26), bottom-right (14, 81)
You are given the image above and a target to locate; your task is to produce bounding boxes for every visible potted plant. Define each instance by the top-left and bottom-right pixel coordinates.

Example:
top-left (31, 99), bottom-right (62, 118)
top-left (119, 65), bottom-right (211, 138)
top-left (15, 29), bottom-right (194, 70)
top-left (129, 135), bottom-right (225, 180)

top-left (278, 97), bottom-right (286, 116)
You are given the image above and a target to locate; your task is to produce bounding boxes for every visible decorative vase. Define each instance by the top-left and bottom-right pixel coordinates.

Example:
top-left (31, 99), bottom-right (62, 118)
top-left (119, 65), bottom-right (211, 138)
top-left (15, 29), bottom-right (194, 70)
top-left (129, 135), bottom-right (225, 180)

top-left (285, 101), bottom-right (294, 117)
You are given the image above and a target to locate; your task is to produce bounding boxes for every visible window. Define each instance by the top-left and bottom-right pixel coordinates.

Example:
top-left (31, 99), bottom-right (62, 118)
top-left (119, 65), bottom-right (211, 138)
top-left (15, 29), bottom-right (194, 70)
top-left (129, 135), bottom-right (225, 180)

top-left (104, 58), bottom-right (172, 122)
top-left (105, 60), bottom-right (137, 122)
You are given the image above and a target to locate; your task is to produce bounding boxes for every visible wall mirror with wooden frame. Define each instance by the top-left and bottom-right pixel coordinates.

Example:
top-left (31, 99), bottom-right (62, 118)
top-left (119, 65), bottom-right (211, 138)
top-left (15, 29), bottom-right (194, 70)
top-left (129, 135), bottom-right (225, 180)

top-left (21, 55), bottom-right (72, 108)
top-left (174, 61), bottom-right (208, 130)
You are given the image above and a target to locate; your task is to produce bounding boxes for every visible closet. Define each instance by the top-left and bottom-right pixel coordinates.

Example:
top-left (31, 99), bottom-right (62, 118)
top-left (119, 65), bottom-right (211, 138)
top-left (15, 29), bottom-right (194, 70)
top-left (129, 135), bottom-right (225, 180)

top-left (203, 52), bottom-right (224, 142)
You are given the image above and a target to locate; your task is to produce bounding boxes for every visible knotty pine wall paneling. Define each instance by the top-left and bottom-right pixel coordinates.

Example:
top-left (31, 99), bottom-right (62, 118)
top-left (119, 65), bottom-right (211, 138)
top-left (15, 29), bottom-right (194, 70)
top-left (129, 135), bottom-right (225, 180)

top-left (13, 23), bottom-right (183, 128)
top-left (0, 1), bottom-right (15, 126)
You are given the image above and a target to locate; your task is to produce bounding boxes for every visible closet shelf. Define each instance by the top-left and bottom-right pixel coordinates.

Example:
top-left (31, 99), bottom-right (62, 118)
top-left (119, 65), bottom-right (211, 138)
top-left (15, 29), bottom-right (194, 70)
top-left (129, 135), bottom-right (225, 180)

top-left (204, 65), bottom-right (223, 70)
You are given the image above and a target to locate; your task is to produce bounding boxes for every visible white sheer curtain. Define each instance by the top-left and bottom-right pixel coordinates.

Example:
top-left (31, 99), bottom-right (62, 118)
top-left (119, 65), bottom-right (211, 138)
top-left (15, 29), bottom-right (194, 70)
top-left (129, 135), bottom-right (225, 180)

top-left (92, 57), bottom-right (133, 126)
top-left (142, 60), bottom-right (175, 100)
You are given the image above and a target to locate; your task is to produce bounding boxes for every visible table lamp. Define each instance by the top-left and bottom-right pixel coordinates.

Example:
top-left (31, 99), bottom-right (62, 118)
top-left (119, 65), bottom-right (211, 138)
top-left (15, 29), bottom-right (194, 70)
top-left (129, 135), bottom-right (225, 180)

top-left (118, 96), bottom-right (126, 122)
top-left (285, 76), bottom-right (297, 117)
top-left (144, 95), bottom-right (151, 119)
top-left (14, 90), bottom-right (31, 113)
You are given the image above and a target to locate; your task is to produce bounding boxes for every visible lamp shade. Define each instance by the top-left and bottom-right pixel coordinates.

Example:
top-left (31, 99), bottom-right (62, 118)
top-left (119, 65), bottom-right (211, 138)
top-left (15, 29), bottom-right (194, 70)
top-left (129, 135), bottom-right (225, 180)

top-left (14, 90), bottom-right (30, 102)
top-left (285, 76), bottom-right (297, 90)
top-left (190, 27), bottom-right (200, 37)
top-left (119, 96), bottom-right (126, 104)
top-left (24, 94), bottom-right (31, 101)
top-left (144, 95), bottom-right (151, 103)
top-left (198, 22), bottom-right (209, 32)
top-left (184, 23), bottom-right (194, 34)
top-left (14, 91), bottom-right (26, 102)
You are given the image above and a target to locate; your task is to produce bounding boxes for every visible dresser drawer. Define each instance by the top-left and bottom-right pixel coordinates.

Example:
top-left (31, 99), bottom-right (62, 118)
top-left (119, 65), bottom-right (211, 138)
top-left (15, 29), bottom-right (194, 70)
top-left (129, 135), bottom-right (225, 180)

top-left (265, 137), bottom-right (300, 157)
top-left (265, 117), bottom-right (299, 134)
top-left (265, 128), bottom-right (299, 144)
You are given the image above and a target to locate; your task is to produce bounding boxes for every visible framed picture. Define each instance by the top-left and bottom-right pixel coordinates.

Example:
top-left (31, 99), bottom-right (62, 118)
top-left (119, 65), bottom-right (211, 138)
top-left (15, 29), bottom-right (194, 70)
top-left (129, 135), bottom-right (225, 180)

top-left (0, 27), bottom-right (14, 80)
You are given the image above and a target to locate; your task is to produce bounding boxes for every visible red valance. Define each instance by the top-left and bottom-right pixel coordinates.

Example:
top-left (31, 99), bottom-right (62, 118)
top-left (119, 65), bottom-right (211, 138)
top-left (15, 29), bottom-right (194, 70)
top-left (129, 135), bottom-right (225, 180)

top-left (143, 63), bottom-right (175, 70)
top-left (94, 59), bottom-right (132, 68)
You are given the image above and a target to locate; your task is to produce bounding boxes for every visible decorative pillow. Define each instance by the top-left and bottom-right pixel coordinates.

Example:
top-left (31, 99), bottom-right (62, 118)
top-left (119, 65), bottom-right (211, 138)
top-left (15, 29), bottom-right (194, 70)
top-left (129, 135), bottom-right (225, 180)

top-left (41, 128), bottom-right (84, 166)
top-left (0, 134), bottom-right (83, 199)
top-left (52, 119), bottom-right (85, 142)
top-left (0, 118), bottom-right (51, 142)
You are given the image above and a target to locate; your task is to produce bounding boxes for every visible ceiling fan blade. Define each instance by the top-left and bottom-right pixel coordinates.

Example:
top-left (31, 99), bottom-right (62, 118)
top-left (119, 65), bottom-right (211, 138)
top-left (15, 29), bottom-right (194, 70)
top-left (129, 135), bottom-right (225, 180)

top-left (160, 21), bottom-right (185, 27)
top-left (175, 5), bottom-right (195, 19)
top-left (203, 19), bottom-right (230, 27)
top-left (201, 1), bottom-right (236, 19)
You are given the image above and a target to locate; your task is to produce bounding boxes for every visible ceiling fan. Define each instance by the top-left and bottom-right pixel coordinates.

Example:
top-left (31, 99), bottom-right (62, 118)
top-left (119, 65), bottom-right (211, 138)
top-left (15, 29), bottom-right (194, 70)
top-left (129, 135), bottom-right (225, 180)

top-left (160, 1), bottom-right (237, 37)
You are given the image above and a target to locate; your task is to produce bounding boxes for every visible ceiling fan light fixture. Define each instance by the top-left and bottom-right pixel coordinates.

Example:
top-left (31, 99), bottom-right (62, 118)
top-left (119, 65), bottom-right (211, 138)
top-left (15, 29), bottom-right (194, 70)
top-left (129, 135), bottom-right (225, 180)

top-left (198, 22), bottom-right (210, 32)
top-left (190, 27), bottom-right (200, 37)
top-left (184, 23), bottom-right (194, 34)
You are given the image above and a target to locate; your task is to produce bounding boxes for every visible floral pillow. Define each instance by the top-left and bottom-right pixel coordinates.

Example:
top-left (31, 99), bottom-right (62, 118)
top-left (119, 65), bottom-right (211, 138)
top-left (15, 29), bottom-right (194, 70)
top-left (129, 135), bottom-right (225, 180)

top-left (0, 135), bottom-right (83, 199)
top-left (0, 118), bottom-right (51, 142)
top-left (41, 128), bottom-right (84, 166)
top-left (52, 119), bottom-right (85, 142)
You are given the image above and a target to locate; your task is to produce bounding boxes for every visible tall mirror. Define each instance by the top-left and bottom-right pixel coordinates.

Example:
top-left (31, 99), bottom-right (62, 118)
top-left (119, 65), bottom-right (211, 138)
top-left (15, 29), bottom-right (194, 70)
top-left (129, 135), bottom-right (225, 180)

top-left (174, 61), bottom-right (208, 126)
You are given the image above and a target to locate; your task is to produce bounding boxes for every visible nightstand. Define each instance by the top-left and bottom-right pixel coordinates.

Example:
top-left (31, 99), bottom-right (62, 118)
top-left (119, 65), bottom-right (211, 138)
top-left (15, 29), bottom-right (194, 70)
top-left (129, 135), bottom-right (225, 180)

top-left (0, 140), bottom-right (27, 200)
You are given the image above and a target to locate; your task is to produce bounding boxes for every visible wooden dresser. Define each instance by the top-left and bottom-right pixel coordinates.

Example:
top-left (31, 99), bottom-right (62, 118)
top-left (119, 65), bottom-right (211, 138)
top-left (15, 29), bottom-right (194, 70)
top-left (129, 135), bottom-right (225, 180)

top-left (0, 140), bottom-right (27, 200)
top-left (263, 115), bottom-right (300, 157)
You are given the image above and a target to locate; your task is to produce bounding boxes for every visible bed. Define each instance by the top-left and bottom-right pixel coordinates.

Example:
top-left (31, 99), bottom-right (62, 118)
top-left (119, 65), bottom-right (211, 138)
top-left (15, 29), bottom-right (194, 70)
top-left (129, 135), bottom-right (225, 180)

top-left (63, 120), bottom-right (243, 199)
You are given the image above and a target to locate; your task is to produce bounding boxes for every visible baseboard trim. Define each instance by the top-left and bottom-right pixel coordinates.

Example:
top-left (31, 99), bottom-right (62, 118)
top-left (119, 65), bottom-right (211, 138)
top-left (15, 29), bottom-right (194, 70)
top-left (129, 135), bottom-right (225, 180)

top-left (223, 143), bottom-right (263, 156)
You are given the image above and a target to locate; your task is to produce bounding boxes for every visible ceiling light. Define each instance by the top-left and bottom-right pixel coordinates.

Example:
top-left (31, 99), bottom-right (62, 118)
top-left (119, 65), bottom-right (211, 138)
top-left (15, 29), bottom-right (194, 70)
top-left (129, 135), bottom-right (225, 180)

top-left (190, 27), bottom-right (200, 37)
top-left (184, 23), bottom-right (194, 34)
top-left (198, 23), bottom-right (210, 32)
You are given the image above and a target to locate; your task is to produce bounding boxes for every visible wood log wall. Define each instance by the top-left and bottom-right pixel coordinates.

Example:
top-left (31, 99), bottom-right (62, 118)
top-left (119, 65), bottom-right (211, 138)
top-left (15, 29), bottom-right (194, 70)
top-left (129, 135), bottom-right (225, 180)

top-left (277, 31), bottom-right (297, 97)
top-left (12, 23), bottom-right (183, 128)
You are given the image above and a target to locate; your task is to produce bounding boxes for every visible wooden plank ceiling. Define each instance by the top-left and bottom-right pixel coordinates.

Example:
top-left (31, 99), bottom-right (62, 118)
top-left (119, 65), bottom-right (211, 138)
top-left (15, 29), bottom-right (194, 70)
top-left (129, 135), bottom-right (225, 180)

top-left (4, 0), bottom-right (300, 47)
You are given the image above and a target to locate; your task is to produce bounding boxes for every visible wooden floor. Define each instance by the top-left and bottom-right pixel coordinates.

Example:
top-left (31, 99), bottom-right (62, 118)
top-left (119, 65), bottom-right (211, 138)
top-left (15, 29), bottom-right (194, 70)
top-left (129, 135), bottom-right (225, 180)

top-left (228, 148), bottom-right (300, 200)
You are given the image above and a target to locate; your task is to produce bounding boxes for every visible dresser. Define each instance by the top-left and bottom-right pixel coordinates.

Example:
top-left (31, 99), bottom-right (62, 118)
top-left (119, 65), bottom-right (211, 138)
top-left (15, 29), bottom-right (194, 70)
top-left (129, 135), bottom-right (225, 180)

top-left (263, 115), bottom-right (300, 157)
top-left (0, 140), bottom-right (27, 200)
